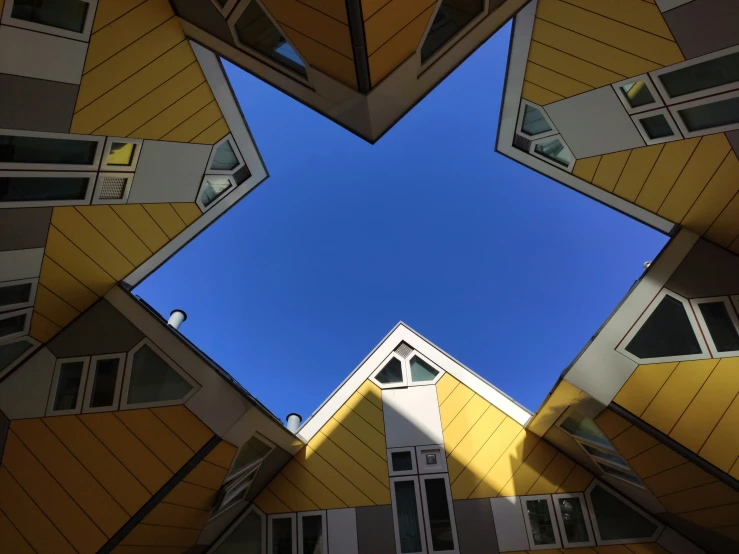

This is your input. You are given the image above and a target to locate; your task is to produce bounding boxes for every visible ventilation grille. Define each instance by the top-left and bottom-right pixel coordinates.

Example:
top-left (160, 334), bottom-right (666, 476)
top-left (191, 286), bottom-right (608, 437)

top-left (513, 134), bottom-right (532, 153)
top-left (233, 164), bottom-right (251, 185)
top-left (394, 342), bottom-right (413, 359)
top-left (99, 176), bottom-right (127, 199)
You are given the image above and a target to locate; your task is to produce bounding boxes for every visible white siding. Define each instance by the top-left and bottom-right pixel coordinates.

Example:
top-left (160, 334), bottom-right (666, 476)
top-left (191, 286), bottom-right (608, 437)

top-left (490, 496), bottom-right (530, 553)
top-left (382, 386), bottom-right (444, 448)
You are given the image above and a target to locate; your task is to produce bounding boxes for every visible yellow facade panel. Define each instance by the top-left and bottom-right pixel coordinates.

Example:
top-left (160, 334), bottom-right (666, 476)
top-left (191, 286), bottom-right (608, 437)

top-left (92, 0), bottom-right (148, 33)
top-left (283, 27), bottom-right (357, 90)
top-left (521, 81), bottom-right (564, 105)
top-left (143, 204), bottom-right (187, 239)
top-left (120, 524), bottom-right (200, 547)
top-left (611, 426), bottom-right (658, 460)
top-left (116, 410), bottom-right (194, 473)
top-left (683, 151), bottom-right (739, 236)
top-left (297, 0), bottom-right (348, 24)
top-left (295, 446), bottom-right (374, 506)
top-left (111, 204), bottom-right (170, 252)
top-left (76, 206), bottom-right (153, 266)
top-left (682, 504), bottom-right (739, 529)
top-left (555, 465), bottom-right (593, 493)
top-left (660, 482), bottom-right (739, 514)
top-left (191, 119), bottom-right (230, 145)
top-left (471, 429), bottom-right (540, 499)
top-left (10, 419), bottom-right (129, 537)
top-left (560, 0), bottom-right (675, 40)
top-left (658, 135), bottom-right (732, 222)
top-left (440, 382), bottom-right (475, 430)
top-left (0, 466), bottom-right (77, 554)
top-left (528, 42), bottom-right (625, 88)
top-left (644, 462), bottom-right (715, 497)
top-left (498, 439), bottom-right (557, 497)
top-left (142, 502), bottom-right (210, 530)
top-left (279, 459), bottom-right (346, 509)
top-left (447, 406), bottom-right (506, 483)
top-left (320, 417), bottom-right (389, 486)
top-left (149, 407), bottom-right (213, 452)
top-left (698, 394), bottom-right (739, 472)
top-left (436, 373), bottom-right (459, 405)
top-left (362, 0), bottom-right (389, 20)
top-left (572, 157), bottom-right (600, 183)
top-left (268, 473), bottom-right (320, 512)
top-left (164, 482), bottom-right (217, 511)
top-left (358, 379), bottom-right (383, 409)
top-left (131, 82), bottom-right (215, 140)
top-left (161, 102), bottom-right (223, 143)
top-left (0, 509), bottom-right (35, 554)
top-left (536, 0), bottom-right (683, 66)
top-left (443, 394), bottom-right (489, 453)
top-left (29, 312), bottom-right (62, 343)
top-left (254, 488), bottom-right (291, 514)
top-left (613, 362), bottom-right (677, 417)
top-left (334, 404), bottom-right (387, 459)
top-left (344, 390), bottom-right (385, 433)
top-left (364, 0), bottom-right (434, 55)
top-left (527, 452), bottom-right (576, 495)
top-left (524, 62), bottom-right (592, 99)
top-left (45, 228), bottom-right (116, 298)
top-left (182, 461), bottom-right (227, 490)
top-left (171, 203), bottom-right (202, 226)
top-left (203, 441), bottom-right (237, 471)
top-left (85, 0), bottom-right (175, 73)
top-left (635, 138), bottom-right (701, 214)
top-left (37, 257), bottom-right (97, 314)
top-left (593, 409), bottom-right (630, 440)
top-left (592, 150), bottom-right (631, 193)
top-left (613, 144), bottom-right (664, 202)
top-left (33, 285), bottom-right (80, 328)
top-left (629, 444), bottom-right (686, 479)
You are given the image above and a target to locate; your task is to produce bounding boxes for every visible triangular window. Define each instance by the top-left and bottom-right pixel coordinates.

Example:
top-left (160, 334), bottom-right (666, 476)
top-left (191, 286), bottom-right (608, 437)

top-left (127, 344), bottom-right (194, 405)
top-left (375, 358), bottom-right (404, 385)
top-left (532, 136), bottom-right (573, 169)
top-left (212, 507), bottom-right (264, 553)
top-left (588, 484), bottom-right (659, 542)
top-left (421, 0), bottom-right (484, 63)
top-left (409, 356), bottom-right (438, 382)
top-left (521, 105), bottom-right (552, 137)
top-left (0, 339), bottom-right (33, 372)
top-left (211, 140), bottom-right (240, 171)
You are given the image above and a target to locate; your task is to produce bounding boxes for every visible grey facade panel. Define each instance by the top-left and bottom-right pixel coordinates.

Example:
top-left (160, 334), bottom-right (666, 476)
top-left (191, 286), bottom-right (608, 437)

top-left (172, 0), bottom-right (236, 47)
top-left (663, 0), bottom-right (739, 59)
top-left (244, 446), bottom-right (293, 504)
top-left (0, 74), bottom-right (78, 133)
top-left (356, 505), bottom-right (397, 554)
top-left (47, 299), bottom-right (145, 358)
top-left (666, 239), bottom-right (739, 298)
top-left (658, 511), bottom-right (738, 554)
top-left (0, 208), bottom-right (52, 251)
top-left (727, 130), bottom-right (739, 159)
top-left (453, 499), bottom-right (499, 554)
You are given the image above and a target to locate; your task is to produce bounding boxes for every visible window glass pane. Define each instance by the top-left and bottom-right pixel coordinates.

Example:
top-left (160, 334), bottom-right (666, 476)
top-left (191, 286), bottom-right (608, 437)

top-left (392, 451), bottom-right (414, 472)
top-left (90, 358), bottom-right (119, 408)
top-left (213, 510), bottom-right (262, 554)
top-left (127, 344), bottom-right (193, 404)
top-left (557, 496), bottom-right (590, 543)
top-left (231, 436), bottom-right (273, 476)
top-left (660, 52), bottom-right (739, 98)
top-left (526, 499), bottom-right (557, 546)
top-left (626, 295), bottom-right (702, 359)
top-left (699, 302), bottom-right (739, 352)
top-left (559, 412), bottom-right (610, 448)
top-left (0, 313), bottom-right (26, 337)
top-left (54, 361), bottom-right (84, 411)
top-left (272, 518), bottom-right (293, 554)
top-left (0, 282), bottom-right (32, 307)
top-left (598, 463), bottom-right (643, 486)
top-left (640, 114), bottom-right (674, 139)
top-left (409, 356), bottom-right (438, 382)
top-left (620, 81), bottom-right (655, 108)
top-left (235, 2), bottom-right (306, 76)
top-left (521, 105), bottom-right (552, 136)
top-left (424, 478), bottom-right (455, 551)
top-left (211, 141), bottom-right (240, 171)
top-left (106, 142), bottom-right (136, 166)
top-left (301, 514), bottom-right (324, 554)
top-left (0, 340), bottom-right (32, 371)
top-left (534, 138), bottom-right (572, 168)
top-left (0, 135), bottom-right (97, 165)
top-left (590, 485), bottom-right (657, 540)
top-left (11, 0), bottom-right (89, 33)
top-left (421, 0), bottom-right (484, 62)
top-left (200, 177), bottom-right (232, 208)
top-left (375, 358), bottom-right (403, 384)
top-left (581, 444), bottom-right (629, 468)
top-left (0, 176), bottom-right (89, 203)
top-left (394, 480), bottom-right (423, 553)
top-left (678, 96), bottom-right (739, 132)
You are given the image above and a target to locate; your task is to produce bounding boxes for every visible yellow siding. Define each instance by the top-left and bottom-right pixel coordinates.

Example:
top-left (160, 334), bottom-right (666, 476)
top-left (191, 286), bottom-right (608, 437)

top-left (613, 362), bottom-right (677, 417)
top-left (592, 151), bottom-right (631, 193)
top-left (44, 228), bottom-right (115, 298)
top-left (572, 157), bottom-right (600, 183)
top-left (283, 28), bottom-right (357, 89)
top-left (613, 145), bottom-right (664, 202)
top-left (524, 62), bottom-right (592, 98)
top-left (143, 204), bottom-right (186, 239)
top-left (33, 285), bottom-right (80, 331)
top-left (521, 81), bottom-right (563, 105)
top-left (76, 206), bottom-right (153, 267)
top-left (560, 0), bottom-right (674, 39)
top-left (636, 139), bottom-right (702, 213)
top-left (29, 312), bottom-right (62, 343)
top-left (92, 0), bottom-right (148, 33)
top-left (528, 42), bottom-right (624, 89)
top-left (120, 524), bottom-right (200, 548)
top-left (111, 205), bottom-right (170, 252)
top-left (685, 153), bottom-right (739, 236)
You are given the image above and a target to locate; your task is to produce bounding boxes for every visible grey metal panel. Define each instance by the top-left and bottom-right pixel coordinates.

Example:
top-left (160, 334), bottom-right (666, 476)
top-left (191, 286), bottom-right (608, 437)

top-left (47, 300), bottom-right (144, 358)
top-left (0, 347), bottom-right (55, 419)
top-left (453, 499), bottom-right (499, 554)
top-left (658, 512), bottom-right (738, 554)
top-left (0, 74), bottom-right (78, 133)
top-left (663, 0), bottom-right (739, 59)
top-left (0, 247), bottom-right (44, 282)
top-left (726, 130), bottom-right (739, 159)
top-left (0, 25), bottom-right (87, 84)
top-left (356, 505), bottom-right (397, 554)
top-left (328, 508), bottom-right (358, 554)
top-left (128, 140), bottom-right (211, 204)
top-left (666, 239), bottom-right (739, 298)
top-left (172, 0), bottom-right (235, 46)
top-left (489, 496), bottom-right (529, 552)
top-left (544, 87), bottom-right (646, 158)
top-left (244, 446), bottom-right (293, 503)
top-left (0, 408), bottom-right (8, 463)
top-left (656, 0), bottom-right (695, 11)
top-left (0, 208), bottom-right (52, 251)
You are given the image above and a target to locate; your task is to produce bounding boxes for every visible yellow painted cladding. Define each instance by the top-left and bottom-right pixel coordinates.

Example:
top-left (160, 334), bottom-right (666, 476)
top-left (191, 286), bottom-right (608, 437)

top-left (614, 359), bottom-right (739, 479)
top-left (437, 375), bottom-right (593, 500)
top-left (595, 409), bottom-right (739, 535)
top-left (255, 380), bottom-right (390, 512)
top-left (522, 0), bottom-right (682, 105)
top-left (0, 407), bottom-right (214, 554)
top-left (72, 0), bottom-right (228, 145)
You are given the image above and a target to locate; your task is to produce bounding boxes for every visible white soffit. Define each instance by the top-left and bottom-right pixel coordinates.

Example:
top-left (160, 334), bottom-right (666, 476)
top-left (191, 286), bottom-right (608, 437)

top-left (298, 323), bottom-right (532, 441)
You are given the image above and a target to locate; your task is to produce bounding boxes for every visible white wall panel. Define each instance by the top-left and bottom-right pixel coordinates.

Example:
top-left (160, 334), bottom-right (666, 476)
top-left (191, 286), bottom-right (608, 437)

top-left (0, 347), bottom-right (55, 419)
top-left (0, 248), bottom-right (44, 282)
top-left (327, 508), bottom-right (358, 554)
top-left (490, 496), bottom-right (530, 552)
top-left (382, 386), bottom-right (443, 448)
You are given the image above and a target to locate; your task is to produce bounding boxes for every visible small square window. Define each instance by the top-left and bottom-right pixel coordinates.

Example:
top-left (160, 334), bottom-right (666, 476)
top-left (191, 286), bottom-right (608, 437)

top-left (633, 109), bottom-right (682, 145)
top-left (100, 137), bottom-right (142, 171)
top-left (389, 448), bottom-right (417, 476)
top-left (613, 75), bottom-right (663, 114)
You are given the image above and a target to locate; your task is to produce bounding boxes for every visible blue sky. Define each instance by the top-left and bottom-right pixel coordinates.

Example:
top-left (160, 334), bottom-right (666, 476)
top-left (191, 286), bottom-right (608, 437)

top-left (135, 23), bottom-right (667, 421)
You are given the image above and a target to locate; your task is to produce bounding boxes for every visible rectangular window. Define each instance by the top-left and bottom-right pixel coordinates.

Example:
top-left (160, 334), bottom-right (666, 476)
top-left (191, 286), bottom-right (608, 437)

top-left (49, 357), bottom-right (89, 415)
top-left (0, 134), bottom-right (99, 169)
top-left (553, 493), bottom-right (594, 547)
top-left (0, 172), bottom-right (95, 208)
top-left (83, 354), bottom-right (124, 412)
top-left (269, 514), bottom-right (296, 554)
top-left (522, 495), bottom-right (561, 550)
top-left (0, 279), bottom-right (35, 310)
top-left (656, 49), bottom-right (739, 101)
top-left (419, 475), bottom-right (458, 553)
top-left (675, 94), bottom-right (739, 135)
top-left (692, 297), bottom-right (739, 356)
top-left (389, 448), bottom-right (417, 476)
top-left (4, 0), bottom-right (96, 40)
top-left (598, 463), bottom-right (645, 487)
top-left (213, 465), bottom-right (259, 519)
top-left (229, 434), bottom-right (275, 481)
top-left (0, 309), bottom-right (31, 340)
top-left (298, 512), bottom-right (327, 554)
top-left (391, 477), bottom-right (426, 554)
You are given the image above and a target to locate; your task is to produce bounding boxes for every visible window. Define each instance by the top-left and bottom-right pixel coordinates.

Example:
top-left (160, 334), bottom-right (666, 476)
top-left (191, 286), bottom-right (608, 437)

top-left (409, 356), bottom-right (439, 382)
top-left (0, 308), bottom-right (31, 341)
top-left (213, 464), bottom-right (260, 518)
top-left (389, 448), bottom-right (418, 476)
top-left (82, 354), bottom-right (124, 413)
top-left (530, 136), bottom-right (574, 171)
top-left (0, 337), bottom-right (36, 378)
top-left (417, 445), bottom-right (446, 474)
top-left (122, 340), bottom-right (197, 408)
top-left (0, 132), bottom-right (102, 170)
top-left (298, 511), bottom-right (327, 554)
top-left (92, 173), bottom-right (133, 205)
top-left (198, 175), bottom-right (234, 211)
top-left (585, 482), bottom-right (661, 545)
top-left (208, 136), bottom-right (246, 175)
top-left (373, 356), bottom-right (406, 387)
top-left (228, 434), bottom-right (275, 481)
top-left (620, 289), bottom-right (707, 363)
top-left (0, 172), bottom-right (95, 208)
top-left (48, 357), bottom-right (89, 415)
top-left (558, 411), bottom-right (610, 448)
top-left (212, 507), bottom-right (265, 554)
top-left (391, 477), bottom-right (426, 554)
top-left (613, 75), bottom-right (662, 114)
top-left (419, 474), bottom-right (459, 553)
top-left (269, 514), bottom-right (296, 554)
top-left (517, 103), bottom-right (556, 138)
top-left (652, 46), bottom-right (739, 103)
top-left (522, 495), bottom-right (561, 550)
top-left (420, 0), bottom-right (485, 64)
top-left (671, 90), bottom-right (739, 138)
top-left (100, 137), bottom-right (141, 171)
top-left (371, 350), bottom-right (444, 389)
top-left (691, 297), bottom-right (739, 357)
top-left (0, 278), bottom-right (36, 311)
top-left (553, 493), bottom-right (594, 547)
top-left (632, 109), bottom-right (682, 145)
top-left (2, 0), bottom-right (96, 41)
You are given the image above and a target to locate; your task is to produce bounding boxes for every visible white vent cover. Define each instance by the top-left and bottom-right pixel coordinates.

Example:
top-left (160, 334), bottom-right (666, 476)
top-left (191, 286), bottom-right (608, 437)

top-left (99, 176), bottom-right (127, 199)
top-left (394, 342), bottom-right (413, 359)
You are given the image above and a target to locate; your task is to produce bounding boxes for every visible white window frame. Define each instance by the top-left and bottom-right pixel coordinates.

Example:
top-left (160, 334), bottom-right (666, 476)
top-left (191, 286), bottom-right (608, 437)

top-left (612, 74), bottom-right (664, 115)
top-left (209, 505), bottom-right (266, 553)
top-left (92, 172), bottom-right (134, 205)
top-left (529, 135), bottom-right (576, 173)
top-left (100, 137), bottom-right (143, 172)
top-left (269, 513), bottom-right (297, 554)
top-left (520, 494), bottom-right (562, 550)
top-left (1, 0), bottom-right (97, 42)
top-left (120, 338), bottom-right (199, 410)
top-left (552, 492), bottom-right (595, 548)
top-left (370, 352), bottom-right (408, 389)
top-left (616, 288), bottom-right (710, 364)
top-left (0, 129), bottom-right (104, 171)
top-left (0, 171), bottom-right (96, 209)
top-left (389, 447), bottom-right (418, 477)
top-left (196, 174), bottom-right (237, 212)
top-left (0, 307), bottom-right (32, 343)
top-left (516, 100), bottom-right (559, 139)
top-left (297, 510), bottom-right (328, 554)
top-left (669, 89), bottom-right (739, 139)
top-left (211, 463), bottom-right (260, 520)
top-left (82, 353), bottom-right (125, 413)
top-left (0, 336), bottom-right (39, 380)
top-left (650, 45), bottom-right (739, 104)
top-left (585, 481), bottom-right (662, 546)
top-left (632, 108), bottom-right (683, 146)
top-left (226, 432), bottom-right (276, 483)
top-left (206, 134), bottom-right (246, 176)
top-left (407, 352), bottom-right (444, 386)
top-left (47, 356), bottom-right (90, 416)
top-left (418, 473), bottom-right (459, 554)
top-left (0, 277), bottom-right (38, 311)
top-left (690, 296), bottom-right (739, 358)
top-left (597, 461), bottom-right (647, 489)
top-left (416, 445), bottom-right (447, 474)
top-left (390, 476), bottom-right (427, 554)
